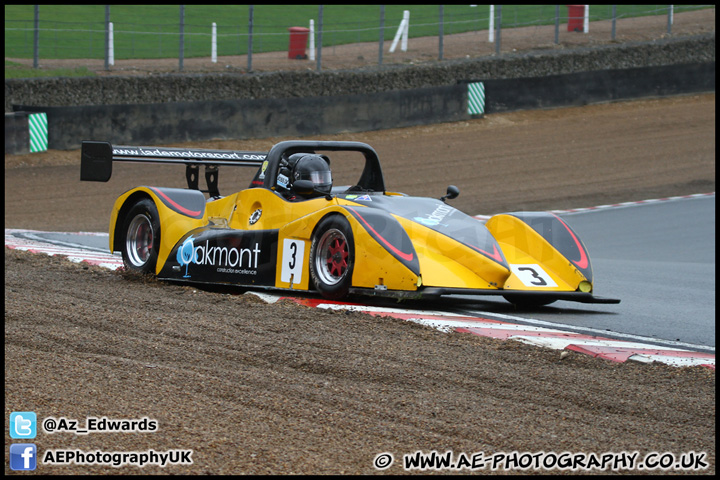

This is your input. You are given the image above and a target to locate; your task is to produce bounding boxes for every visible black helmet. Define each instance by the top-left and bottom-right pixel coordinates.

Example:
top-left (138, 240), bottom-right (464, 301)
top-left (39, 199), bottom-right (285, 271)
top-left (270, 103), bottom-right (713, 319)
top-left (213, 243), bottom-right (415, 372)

top-left (289, 153), bottom-right (332, 194)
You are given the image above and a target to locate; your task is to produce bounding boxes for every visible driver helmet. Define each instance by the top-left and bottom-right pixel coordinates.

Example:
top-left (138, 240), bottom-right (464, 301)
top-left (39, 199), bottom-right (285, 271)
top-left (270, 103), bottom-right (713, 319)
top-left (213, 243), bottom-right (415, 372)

top-left (288, 153), bottom-right (332, 194)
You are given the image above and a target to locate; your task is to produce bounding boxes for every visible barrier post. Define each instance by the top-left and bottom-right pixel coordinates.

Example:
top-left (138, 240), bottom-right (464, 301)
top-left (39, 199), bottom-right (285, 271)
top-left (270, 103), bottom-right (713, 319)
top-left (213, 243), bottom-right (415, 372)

top-left (389, 10), bottom-right (409, 53)
top-left (109, 22), bottom-right (114, 66)
top-left (489, 5), bottom-right (494, 42)
top-left (309, 19), bottom-right (315, 61)
top-left (212, 22), bottom-right (217, 63)
top-left (401, 10), bottom-right (409, 52)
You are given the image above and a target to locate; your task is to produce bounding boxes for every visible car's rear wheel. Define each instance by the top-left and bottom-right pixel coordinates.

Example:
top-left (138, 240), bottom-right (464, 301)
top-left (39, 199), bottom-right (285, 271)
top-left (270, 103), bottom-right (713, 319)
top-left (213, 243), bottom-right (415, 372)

top-left (121, 199), bottom-right (161, 274)
top-left (310, 215), bottom-right (355, 299)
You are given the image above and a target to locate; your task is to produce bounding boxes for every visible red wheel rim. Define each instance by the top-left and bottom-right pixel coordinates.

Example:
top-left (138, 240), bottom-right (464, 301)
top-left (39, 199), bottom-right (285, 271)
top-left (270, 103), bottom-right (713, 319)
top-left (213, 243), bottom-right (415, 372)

top-left (315, 228), bottom-right (351, 286)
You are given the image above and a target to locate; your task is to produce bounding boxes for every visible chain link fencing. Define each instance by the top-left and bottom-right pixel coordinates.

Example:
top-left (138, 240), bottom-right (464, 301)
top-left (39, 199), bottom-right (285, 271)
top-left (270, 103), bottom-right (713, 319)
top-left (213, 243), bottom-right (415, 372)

top-left (4, 5), bottom-right (715, 75)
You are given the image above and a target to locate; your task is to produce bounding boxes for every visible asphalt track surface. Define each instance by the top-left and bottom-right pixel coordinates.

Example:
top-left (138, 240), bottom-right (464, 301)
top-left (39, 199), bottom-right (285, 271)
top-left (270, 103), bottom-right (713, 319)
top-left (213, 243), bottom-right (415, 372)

top-left (7, 192), bottom-right (715, 355)
top-left (452, 194), bottom-right (715, 352)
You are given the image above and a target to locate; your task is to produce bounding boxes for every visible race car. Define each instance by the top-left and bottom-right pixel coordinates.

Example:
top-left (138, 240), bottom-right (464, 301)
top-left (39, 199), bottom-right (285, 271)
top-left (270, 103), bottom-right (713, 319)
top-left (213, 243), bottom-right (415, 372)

top-left (80, 140), bottom-right (619, 307)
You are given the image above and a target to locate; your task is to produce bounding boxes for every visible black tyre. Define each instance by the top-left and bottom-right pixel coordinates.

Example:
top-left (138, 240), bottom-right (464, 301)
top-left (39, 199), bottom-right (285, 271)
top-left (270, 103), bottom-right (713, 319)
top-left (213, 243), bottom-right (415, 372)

top-left (310, 215), bottom-right (355, 299)
top-left (121, 199), bottom-right (161, 274)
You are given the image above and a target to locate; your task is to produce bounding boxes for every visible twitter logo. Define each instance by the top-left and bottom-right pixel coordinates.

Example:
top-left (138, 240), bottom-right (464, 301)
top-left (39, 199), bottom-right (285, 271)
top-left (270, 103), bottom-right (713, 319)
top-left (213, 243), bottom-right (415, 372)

top-left (10, 412), bottom-right (37, 439)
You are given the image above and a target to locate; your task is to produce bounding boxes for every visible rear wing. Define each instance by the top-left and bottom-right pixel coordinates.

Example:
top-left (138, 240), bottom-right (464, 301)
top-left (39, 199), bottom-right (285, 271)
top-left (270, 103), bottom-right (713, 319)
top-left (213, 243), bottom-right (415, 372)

top-left (80, 141), bottom-right (267, 197)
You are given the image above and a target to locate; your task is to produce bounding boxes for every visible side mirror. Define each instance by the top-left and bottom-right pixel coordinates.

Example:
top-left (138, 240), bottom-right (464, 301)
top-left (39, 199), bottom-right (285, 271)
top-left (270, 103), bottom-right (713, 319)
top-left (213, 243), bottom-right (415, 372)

top-left (292, 179), bottom-right (315, 196)
top-left (440, 185), bottom-right (460, 203)
top-left (292, 179), bottom-right (332, 200)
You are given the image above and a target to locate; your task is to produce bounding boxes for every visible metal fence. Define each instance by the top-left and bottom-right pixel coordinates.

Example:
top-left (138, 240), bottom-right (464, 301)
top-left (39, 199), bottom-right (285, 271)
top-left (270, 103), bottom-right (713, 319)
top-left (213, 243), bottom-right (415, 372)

top-left (4, 5), bottom-right (715, 74)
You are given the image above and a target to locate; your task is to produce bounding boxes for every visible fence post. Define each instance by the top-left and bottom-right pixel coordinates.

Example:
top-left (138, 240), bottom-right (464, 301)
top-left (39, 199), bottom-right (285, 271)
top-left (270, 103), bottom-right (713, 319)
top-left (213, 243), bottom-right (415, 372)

top-left (33, 5), bottom-right (39, 68)
top-left (104, 5), bottom-right (110, 70)
top-left (179, 5), bottom-right (185, 71)
top-left (667, 5), bottom-right (673, 35)
top-left (611, 5), bottom-right (616, 40)
top-left (495, 5), bottom-right (501, 55)
top-left (554, 5), bottom-right (559, 44)
top-left (316, 5), bottom-right (323, 71)
top-left (248, 5), bottom-right (254, 72)
top-left (378, 5), bottom-right (384, 65)
top-left (438, 5), bottom-right (444, 60)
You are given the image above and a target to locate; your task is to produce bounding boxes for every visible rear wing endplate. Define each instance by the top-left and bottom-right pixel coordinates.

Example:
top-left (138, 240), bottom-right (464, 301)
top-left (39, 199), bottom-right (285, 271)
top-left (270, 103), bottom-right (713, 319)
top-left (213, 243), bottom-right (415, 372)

top-left (80, 141), bottom-right (267, 197)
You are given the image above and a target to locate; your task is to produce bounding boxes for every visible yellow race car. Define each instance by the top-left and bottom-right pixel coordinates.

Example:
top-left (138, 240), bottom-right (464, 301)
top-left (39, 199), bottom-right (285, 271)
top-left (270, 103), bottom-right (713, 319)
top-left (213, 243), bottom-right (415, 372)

top-left (81, 140), bottom-right (619, 307)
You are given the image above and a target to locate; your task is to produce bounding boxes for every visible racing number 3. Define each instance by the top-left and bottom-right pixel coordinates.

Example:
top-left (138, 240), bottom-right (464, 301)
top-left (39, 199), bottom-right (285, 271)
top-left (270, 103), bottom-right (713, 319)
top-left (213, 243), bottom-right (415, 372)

top-left (288, 242), bottom-right (297, 269)
top-left (518, 267), bottom-right (547, 286)
top-left (509, 264), bottom-right (558, 288)
top-left (281, 239), bottom-right (305, 284)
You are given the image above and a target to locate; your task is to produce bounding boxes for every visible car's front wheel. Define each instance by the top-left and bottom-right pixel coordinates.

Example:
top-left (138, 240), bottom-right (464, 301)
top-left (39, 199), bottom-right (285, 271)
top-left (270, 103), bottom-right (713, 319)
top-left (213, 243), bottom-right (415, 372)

top-left (502, 294), bottom-right (556, 308)
top-left (310, 215), bottom-right (355, 299)
top-left (121, 199), bottom-right (161, 274)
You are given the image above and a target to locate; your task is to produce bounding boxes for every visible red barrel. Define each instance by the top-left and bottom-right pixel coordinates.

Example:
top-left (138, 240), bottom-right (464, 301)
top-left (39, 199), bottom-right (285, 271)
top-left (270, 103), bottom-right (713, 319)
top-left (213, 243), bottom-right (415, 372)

top-left (288, 27), bottom-right (310, 59)
top-left (566, 5), bottom-right (584, 32)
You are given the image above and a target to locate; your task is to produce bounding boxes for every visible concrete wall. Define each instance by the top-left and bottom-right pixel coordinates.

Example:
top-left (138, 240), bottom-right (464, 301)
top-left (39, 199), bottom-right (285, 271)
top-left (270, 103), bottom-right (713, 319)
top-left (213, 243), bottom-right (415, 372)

top-left (13, 85), bottom-right (466, 150)
top-left (479, 62), bottom-right (715, 113)
top-left (4, 33), bottom-right (715, 152)
top-left (5, 112), bottom-right (30, 154)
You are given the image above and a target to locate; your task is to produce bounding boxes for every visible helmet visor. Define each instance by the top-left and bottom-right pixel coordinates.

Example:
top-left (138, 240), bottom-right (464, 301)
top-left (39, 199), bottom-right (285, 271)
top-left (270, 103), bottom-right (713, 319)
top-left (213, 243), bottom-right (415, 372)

top-left (298, 170), bottom-right (332, 187)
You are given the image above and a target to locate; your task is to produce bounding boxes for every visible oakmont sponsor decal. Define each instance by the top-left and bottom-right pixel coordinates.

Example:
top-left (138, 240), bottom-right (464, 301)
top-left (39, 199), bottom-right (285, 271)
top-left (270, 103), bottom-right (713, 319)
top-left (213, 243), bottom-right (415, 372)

top-left (414, 203), bottom-right (456, 227)
top-left (177, 235), bottom-right (261, 278)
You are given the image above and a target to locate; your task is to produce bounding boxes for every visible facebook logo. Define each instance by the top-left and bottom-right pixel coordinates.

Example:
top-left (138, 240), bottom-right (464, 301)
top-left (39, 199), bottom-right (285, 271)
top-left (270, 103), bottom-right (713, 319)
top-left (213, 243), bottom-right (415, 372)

top-left (10, 411), bottom-right (37, 439)
top-left (10, 444), bottom-right (37, 470)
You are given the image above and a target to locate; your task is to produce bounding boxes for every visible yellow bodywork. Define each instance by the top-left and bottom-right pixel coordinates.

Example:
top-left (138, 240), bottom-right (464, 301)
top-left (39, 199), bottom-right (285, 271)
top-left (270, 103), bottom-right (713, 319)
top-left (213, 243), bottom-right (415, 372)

top-left (110, 187), bottom-right (590, 295)
top-left (485, 214), bottom-right (589, 292)
top-left (394, 216), bottom-right (509, 289)
top-left (110, 187), bottom-right (210, 274)
top-left (111, 188), bottom-right (419, 292)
